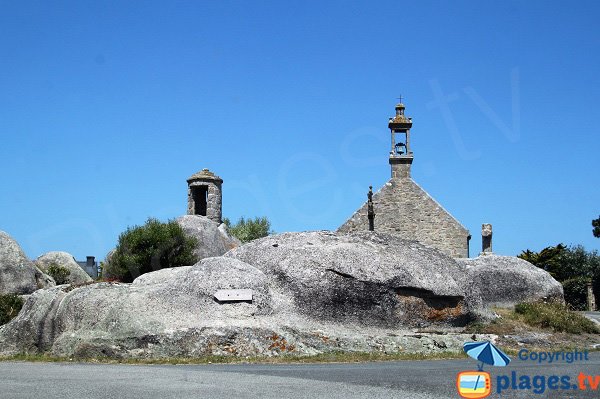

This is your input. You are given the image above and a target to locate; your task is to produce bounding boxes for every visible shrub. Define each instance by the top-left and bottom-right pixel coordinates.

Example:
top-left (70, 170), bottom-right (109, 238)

top-left (561, 277), bottom-right (590, 311)
top-left (223, 216), bottom-right (272, 243)
top-left (514, 301), bottom-right (599, 334)
top-left (105, 218), bottom-right (198, 283)
top-left (0, 294), bottom-right (24, 325)
top-left (47, 263), bottom-right (71, 285)
top-left (518, 244), bottom-right (567, 280)
top-left (518, 244), bottom-right (600, 309)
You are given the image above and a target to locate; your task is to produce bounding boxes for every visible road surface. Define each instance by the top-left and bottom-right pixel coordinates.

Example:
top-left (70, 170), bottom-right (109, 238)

top-left (584, 311), bottom-right (600, 325)
top-left (1, 352), bottom-right (599, 398)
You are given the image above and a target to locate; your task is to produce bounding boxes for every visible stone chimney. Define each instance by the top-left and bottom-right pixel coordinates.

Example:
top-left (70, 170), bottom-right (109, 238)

top-left (481, 224), bottom-right (492, 255)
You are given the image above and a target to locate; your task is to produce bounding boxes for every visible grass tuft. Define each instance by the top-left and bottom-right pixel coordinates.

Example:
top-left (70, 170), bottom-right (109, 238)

top-left (514, 302), bottom-right (599, 334)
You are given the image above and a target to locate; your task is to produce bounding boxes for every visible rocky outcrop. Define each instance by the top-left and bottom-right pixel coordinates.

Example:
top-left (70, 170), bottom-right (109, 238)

top-left (0, 231), bottom-right (479, 358)
top-left (33, 269), bottom-right (55, 290)
top-left (0, 231), bottom-right (55, 295)
top-left (176, 215), bottom-right (240, 259)
top-left (0, 257), bottom-right (272, 357)
top-left (35, 252), bottom-right (93, 285)
top-left (225, 231), bottom-right (476, 327)
top-left (0, 232), bottom-right (564, 359)
top-left (0, 270), bottom-right (484, 357)
top-left (458, 255), bottom-right (564, 308)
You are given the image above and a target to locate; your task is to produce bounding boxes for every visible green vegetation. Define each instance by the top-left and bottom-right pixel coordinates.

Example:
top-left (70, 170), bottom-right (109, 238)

top-left (514, 302), bottom-right (599, 334)
top-left (466, 302), bottom-right (599, 336)
top-left (561, 276), bottom-right (590, 311)
top-left (0, 294), bottom-right (24, 326)
top-left (223, 216), bottom-right (272, 243)
top-left (104, 218), bottom-right (198, 283)
top-left (518, 244), bottom-right (600, 310)
top-left (97, 261), bottom-right (105, 280)
top-left (593, 215), bottom-right (600, 238)
top-left (0, 350), bottom-right (465, 365)
top-left (46, 263), bottom-right (71, 285)
top-left (518, 244), bottom-right (567, 280)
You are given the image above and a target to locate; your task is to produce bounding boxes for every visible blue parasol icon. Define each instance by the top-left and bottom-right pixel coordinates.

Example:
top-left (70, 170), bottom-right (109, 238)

top-left (463, 341), bottom-right (511, 370)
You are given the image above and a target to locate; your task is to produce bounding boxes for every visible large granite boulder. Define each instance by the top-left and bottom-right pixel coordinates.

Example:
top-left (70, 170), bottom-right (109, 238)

top-left (1, 232), bottom-right (562, 359)
top-left (225, 231), bottom-right (476, 327)
top-left (458, 255), bottom-right (564, 308)
top-left (176, 215), bottom-right (241, 259)
top-left (0, 231), bottom-right (482, 358)
top-left (0, 231), bottom-right (55, 295)
top-left (35, 251), bottom-right (93, 285)
top-left (0, 257), bottom-right (273, 357)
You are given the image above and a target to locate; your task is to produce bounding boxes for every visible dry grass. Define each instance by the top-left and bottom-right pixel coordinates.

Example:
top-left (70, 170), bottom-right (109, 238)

top-left (514, 302), bottom-right (599, 334)
top-left (466, 303), bottom-right (599, 336)
top-left (0, 350), bottom-right (467, 365)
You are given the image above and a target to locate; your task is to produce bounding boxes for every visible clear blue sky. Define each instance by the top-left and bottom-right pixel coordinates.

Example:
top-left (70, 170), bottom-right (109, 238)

top-left (1, 0), bottom-right (599, 261)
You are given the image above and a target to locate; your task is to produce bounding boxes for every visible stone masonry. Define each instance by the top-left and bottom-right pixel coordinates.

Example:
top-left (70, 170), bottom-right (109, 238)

top-left (337, 179), bottom-right (470, 258)
top-left (481, 223), bottom-right (493, 255)
top-left (337, 102), bottom-right (470, 258)
top-left (187, 169), bottom-right (223, 224)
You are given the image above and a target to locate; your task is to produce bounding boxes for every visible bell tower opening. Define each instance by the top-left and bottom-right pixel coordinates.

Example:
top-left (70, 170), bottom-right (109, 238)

top-left (388, 98), bottom-right (414, 179)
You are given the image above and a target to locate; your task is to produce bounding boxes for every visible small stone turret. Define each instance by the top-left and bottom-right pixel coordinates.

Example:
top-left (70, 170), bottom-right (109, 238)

top-left (187, 169), bottom-right (223, 223)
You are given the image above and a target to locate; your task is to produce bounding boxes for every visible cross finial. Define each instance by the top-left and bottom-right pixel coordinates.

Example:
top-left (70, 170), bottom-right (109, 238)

top-left (397, 95), bottom-right (403, 103)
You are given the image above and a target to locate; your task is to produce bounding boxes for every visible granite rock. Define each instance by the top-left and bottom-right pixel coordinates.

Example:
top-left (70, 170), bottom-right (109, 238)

top-left (458, 255), bottom-right (564, 308)
top-left (35, 251), bottom-right (93, 285)
top-left (0, 231), bottom-right (55, 295)
top-left (225, 231), bottom-right (475, 328)
top-left (176, 215), bottom-right (241, 259)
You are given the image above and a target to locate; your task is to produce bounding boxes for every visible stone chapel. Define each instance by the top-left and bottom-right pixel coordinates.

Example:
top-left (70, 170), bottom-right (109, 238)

top-left (337, 101), bottom-right (471, 258)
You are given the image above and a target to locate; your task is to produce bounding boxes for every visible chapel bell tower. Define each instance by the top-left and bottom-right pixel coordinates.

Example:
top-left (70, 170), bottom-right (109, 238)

top-left (388, 99), bottom-right (413, 179)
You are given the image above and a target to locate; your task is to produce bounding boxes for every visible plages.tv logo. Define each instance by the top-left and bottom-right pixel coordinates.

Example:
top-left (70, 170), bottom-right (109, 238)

top-left (456, 341), bottom-right (511, 399)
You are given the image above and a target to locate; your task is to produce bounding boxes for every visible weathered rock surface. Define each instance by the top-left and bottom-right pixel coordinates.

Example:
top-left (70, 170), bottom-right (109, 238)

top-left (0, 231), bottom-right (477, 358)
top-left (0, 232), bottom-right (564, 359)
top-left (176, 215), bottom-right (241, 260)
top-left (0, 257), bottom-right (274, 357)
top-left (458, 255), bottom-right (564, 308)
top-left (35, 251), bottom-right (93, 285)
top-left (0, 231), bottom-right (55, 295)
top-left (226, 231), bottom-right (475, 328)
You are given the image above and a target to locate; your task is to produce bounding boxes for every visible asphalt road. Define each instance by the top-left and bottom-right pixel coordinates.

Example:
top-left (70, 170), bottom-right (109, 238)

top-left (585, 311), bottom-right (600, 324)
top-left (0, 352), bottom-right (599, 399)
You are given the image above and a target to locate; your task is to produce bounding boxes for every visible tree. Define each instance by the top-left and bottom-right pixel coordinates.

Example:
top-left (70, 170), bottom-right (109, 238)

top-left (105, 218), bottom-right (198, 282)
top-left (223, 216), bottom-right (272, 243)
top-left (593, 215), bottom-right (600, 238)
top-left (518, 244), bottom-right (600, 310)
top-left (561, 277), bottom-right (590, 311)
top-left (518, 244), bottom-right (566, 280)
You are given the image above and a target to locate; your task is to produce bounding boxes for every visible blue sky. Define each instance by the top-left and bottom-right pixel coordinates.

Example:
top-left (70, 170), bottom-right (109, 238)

top-left (1, 0), bottom-right (599, 260)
